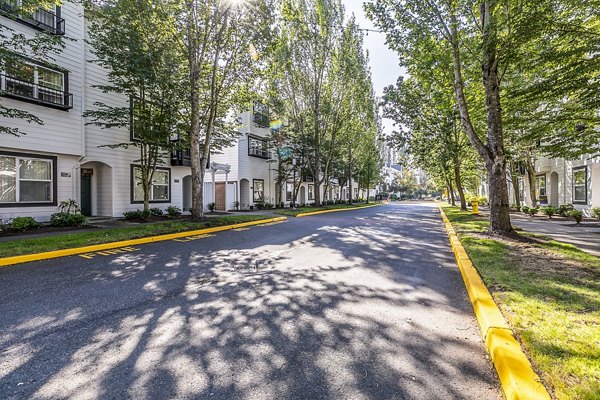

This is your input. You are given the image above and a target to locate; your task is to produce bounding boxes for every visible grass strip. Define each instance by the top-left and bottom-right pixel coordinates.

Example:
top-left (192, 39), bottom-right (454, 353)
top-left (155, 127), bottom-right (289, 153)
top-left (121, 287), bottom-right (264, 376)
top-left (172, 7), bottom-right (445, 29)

top-left (274, 202), bottom-right (375, 217)
top-left (0, 215), bottom-right (272, 258)
top-left (442, 205), bottom-right (600, 400)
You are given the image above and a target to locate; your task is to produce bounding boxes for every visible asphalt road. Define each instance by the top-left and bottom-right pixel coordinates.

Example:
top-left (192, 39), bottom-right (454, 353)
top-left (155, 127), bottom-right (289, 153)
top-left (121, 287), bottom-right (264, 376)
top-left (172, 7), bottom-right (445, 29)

top-left (0, 202), bottom-right (500, 399)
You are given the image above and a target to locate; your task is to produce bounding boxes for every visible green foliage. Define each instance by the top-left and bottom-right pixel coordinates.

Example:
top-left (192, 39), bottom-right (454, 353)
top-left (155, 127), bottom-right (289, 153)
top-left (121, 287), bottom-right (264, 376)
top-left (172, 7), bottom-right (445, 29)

top-left (10, 217), bottom-right (40, 232)
top-left (558, 204), bottom-right (575, 217)
top-left (58, 199), bottom-right (81, 214)
top-left (541, 205), bottom-right (558, 218)
top-left (50, 213), bottom-right (87, 227)
top-left (150, 207), bottom-right (163, 217)
top-left (166, 206), bottom-right (182, 217)
top-left (85, 0), bottom-right (186, 210)
top-left (568, 209), bottom-right (584, 224)
top-left (591, 207), bottom-right (600, 221)
top-left (123, 209), bottom-right (151, 221)
top-left (207, 203), bottom-right (216, 212)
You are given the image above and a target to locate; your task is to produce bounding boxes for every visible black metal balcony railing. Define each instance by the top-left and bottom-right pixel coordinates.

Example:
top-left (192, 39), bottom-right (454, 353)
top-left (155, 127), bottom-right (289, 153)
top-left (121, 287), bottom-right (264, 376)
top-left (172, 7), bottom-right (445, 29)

top-left (0, 2), bottom-right (65, 35)
top-left (171, 148), bottom-right (191, 167)
top-left (249, 147), bottom-right (269, 159)
top-left (0, 74), bottom-right (73, 109)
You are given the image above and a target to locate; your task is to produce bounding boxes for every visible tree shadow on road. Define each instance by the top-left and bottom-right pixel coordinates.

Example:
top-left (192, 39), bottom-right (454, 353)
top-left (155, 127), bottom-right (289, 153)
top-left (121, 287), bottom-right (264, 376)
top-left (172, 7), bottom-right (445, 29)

top-left (0, 204), bottom-right (499, 399)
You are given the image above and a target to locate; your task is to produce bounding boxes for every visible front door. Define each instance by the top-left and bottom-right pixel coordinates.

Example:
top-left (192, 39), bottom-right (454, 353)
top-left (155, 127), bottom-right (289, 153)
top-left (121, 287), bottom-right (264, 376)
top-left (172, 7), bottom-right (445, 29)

top-left (81, 169), bottom-right (92, 216)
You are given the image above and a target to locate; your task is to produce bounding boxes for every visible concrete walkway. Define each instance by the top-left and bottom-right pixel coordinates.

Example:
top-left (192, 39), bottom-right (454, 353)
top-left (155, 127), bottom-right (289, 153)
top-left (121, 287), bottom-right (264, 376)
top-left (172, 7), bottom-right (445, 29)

top-left (509, 213), bottom-right (600, 257)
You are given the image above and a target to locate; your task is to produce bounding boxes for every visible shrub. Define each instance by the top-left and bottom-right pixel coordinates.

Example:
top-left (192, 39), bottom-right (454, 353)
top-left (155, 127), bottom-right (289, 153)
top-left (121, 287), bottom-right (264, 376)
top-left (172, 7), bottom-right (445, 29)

top-left (521, 206), bottom-right (530, 214)
top-left (233, 201), bottom-right (240, 210)
top-left (591, 207), bottom-right (600, 221)
top-left (541, 205), bottom-right (557, 218)
top-left (10, 217), bottom-right (40, 232)
top-left (123, 209), bottom-right (150, 221)
top-left (208, 202), bottom-right (216, 212)
top-left (166, 205), bottom-right (182, 217)
top-left (150, 207), bottom-right (163, 217)
top-left (527, 207), bottom-right (539, 217)
top-left (478, 196), bottom-right (489, 206)
top-left (50, 212), bottom-right (87, 227)
top-left (558, 204), bottom-right (575, 217)
top-left (568, 209), bottom-right (584, 224)
top-left (58, 199), bottom-right (81, 214)
top-left (264, 202), bottom-right (274, 209)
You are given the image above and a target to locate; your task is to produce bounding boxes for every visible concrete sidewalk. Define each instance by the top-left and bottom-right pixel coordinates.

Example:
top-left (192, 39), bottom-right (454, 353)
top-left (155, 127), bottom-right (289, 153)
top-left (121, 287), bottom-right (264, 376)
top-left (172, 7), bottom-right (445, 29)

top-left (509, 213), bottom-right (600, 257)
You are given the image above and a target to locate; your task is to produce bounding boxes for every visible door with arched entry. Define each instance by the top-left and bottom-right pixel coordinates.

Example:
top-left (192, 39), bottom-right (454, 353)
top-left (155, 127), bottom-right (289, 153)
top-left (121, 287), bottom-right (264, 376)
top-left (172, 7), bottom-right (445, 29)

top-left (240, 179), bottom-right (250, 209)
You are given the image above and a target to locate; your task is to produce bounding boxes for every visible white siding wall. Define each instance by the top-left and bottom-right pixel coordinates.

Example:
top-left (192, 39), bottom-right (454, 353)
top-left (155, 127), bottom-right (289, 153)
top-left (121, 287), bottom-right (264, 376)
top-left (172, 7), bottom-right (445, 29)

top-left (535, 154), bottom-right (599, 215)
top-left (0, 151), bottom-right (80, 222)
top-left (0, 3), bottom-right (85, 157)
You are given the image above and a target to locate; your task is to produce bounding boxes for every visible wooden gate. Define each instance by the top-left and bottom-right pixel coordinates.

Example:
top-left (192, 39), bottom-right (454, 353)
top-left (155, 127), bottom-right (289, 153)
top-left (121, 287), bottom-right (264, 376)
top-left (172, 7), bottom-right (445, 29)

top-left (215, 182), bottom-right (226, 211)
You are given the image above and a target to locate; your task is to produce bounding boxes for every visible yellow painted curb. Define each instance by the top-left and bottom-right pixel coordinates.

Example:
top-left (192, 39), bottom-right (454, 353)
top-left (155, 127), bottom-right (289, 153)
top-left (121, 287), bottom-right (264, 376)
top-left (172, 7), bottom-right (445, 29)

top-left (439, 206), bottom-right (551, 400)
top-left (295, 203), bottom-right (380, 217)
top-left (0, 216), bottom-right (287, 268)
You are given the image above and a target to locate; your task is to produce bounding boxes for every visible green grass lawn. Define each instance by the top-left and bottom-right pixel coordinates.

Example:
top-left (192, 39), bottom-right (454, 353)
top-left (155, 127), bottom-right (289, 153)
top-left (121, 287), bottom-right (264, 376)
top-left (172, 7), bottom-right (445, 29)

top-left (442, 205), bottom-right (600, 400)
top-left (274, 202), bottom-right (376, 217)
top-left (0, 215), bottom-right (273, 258)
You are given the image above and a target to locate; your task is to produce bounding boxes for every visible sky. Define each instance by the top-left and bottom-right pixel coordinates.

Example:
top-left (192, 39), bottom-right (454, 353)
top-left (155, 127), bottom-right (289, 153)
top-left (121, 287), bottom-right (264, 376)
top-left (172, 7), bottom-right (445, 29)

top-left (342, 1), bottom-right (404, 136)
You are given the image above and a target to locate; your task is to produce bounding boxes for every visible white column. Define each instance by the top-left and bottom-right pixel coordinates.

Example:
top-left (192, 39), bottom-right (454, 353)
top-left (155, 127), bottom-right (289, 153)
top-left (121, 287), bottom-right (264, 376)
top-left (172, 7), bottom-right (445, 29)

top-left (212, 170), bottom-right (216, 206)
top-left (224, 171), bottom-right (229, 211)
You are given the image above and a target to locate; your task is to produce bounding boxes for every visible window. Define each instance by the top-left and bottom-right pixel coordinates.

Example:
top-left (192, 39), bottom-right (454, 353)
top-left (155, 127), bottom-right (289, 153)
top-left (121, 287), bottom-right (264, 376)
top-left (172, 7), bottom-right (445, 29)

top-left (354, 188), bottom-right (358, 199)
top-left (253, 102), bottom-right (269, 128)
top-left (0, 0), bottom-right (65, 34)
top-left (535, 174), bottom-right (547, 201)
top-left (536, 175), bottom-right (547, 196)
top-left (308, 184), bottom-right (314, 200)
top-left (0, 152), bottom-right (56, 206)
top-left (131, 166), bottom-right (171, 203)
top-left (573, 167), bottom-right (587, 204)
top-left (253, 179), bottom-right (264, 202)
top-left (248, 136), bottom-right (269, 158)
top-left (1, 59), bottom-right (71, 109)
top-left (286, 182), bottom-right (293, 202)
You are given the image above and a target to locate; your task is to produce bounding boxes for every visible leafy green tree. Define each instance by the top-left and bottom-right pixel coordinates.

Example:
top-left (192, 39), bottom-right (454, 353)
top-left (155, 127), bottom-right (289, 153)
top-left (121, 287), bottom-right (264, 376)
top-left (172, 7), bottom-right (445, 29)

top-left (0, 0), bottom-right (65, 136)
top-left (366, 0), bottom-right (555, 234)
top-left (181, 0), bottom-right (274, 218)
top-left (272, 0), bottom-right (346, 206)
top-left (85, 0), bottom-right (186, 211)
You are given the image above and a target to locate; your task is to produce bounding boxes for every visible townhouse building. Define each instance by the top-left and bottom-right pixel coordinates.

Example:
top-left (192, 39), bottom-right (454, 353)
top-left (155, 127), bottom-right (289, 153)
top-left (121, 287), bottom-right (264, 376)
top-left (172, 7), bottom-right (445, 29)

top-left (210, 104), bottom-right (368, 211)
top-left (525, 155), bottom-right (600, 215)
top-left (0, 3), bottom-right (367, 221)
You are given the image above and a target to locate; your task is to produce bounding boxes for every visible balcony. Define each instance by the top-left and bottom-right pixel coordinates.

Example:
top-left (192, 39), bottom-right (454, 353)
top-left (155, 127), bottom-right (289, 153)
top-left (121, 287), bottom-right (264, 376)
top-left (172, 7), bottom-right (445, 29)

top-left (249, 147), bottom-right (269, 159)
top-left (253, 102), bottom-right (269, 128)
top-left (0, 73), bottom-right (73, 110)
top-left (171, 148), bottom-right (191, 167)
top-left (0, 2), bottom-right (65, 35)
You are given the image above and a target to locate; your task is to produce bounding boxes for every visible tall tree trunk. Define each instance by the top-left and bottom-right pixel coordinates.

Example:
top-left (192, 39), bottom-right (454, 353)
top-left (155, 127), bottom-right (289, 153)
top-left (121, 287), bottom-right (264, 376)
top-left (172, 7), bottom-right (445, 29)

top-left (453, 155), bottom-right (467, 211)
top-left (449, 5), bottom-right (512, 234)
top-left (448, 180), bottom-right (456, 206)
top-left (347, 148), bottom-right (353, 205)
top-left (510, 169), bottom-right (521, 209)
top-left (526, 161), bottom-right (537, 207)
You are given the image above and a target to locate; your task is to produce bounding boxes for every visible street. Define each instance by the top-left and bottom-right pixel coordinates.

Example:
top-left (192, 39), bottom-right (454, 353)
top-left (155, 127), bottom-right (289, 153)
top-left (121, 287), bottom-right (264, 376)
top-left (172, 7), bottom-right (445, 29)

top-left (0, 202), bottom-right (500, 399)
